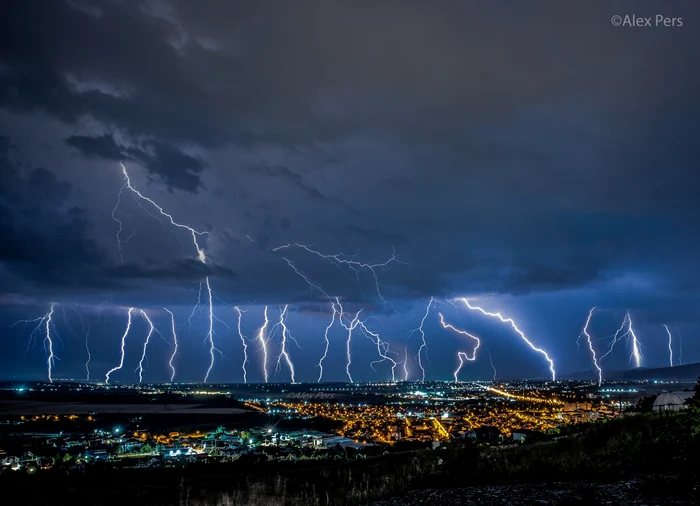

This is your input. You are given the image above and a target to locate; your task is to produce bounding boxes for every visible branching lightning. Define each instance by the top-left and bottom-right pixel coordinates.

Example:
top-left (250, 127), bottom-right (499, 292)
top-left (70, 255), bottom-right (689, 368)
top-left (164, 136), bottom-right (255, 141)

top-left (336, 299), bottom-right (362, 383)
top-left (410, 297), bottom-right (434, 382)
top-left (273, 305), bottom-right (296, 383)
top-left (317, 303), bottom-right (337, 382)
top-left (116, 163), bottom-right (208, 264)
top-left (164, 308), bottom-right (178, 383)
top-left (257, 306), bottom-right (270, 383)
top-left (14, 305), bottom-right (58, 382)
top-left (136, 310), bottom-right (155, 383)
top-left (358, 319), bottom-right (399, 382)
top-left (458, 298), bottom-right (556, 381)
top-left (664, 324), bottom-right (673, 367)
top-left (580, 307), bottom-right (602, 386)
top-left (273, 243), bottom-right (406, 306)
top-left (599, 314), bottom-right (630, 363)
top-left (105, 308), bottom-right (134, 384)
top-left (234, 306), bottom-right (249, 383)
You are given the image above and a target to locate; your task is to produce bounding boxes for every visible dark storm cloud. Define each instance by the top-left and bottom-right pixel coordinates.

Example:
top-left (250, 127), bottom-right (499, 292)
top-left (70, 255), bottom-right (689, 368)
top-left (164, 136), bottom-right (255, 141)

top-left (66, 134), bottom-right (206, 192)
top-left (1, 0), bottom-right (700, 381)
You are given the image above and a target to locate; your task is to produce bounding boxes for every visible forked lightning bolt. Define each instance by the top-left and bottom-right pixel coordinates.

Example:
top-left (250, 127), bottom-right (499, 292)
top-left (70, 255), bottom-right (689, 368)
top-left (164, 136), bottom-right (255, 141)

top-left (580, 307), bottom-right (602, 386)
top-left (234, 306), bottom-right (249, 383)
top-left (136, 310), bottom-right (155, 383)
top-left (403, 345), bottom-right (410, 381)
top-left (358, 319), bottom-right (399, 382)
top-left (273, 305), bottom-right (296, 383)
top-left (599, 313), bottom-right (630, 363)
top-left (105, 308), bottom-right (134, 384)
top-left (273, 243), bottom-right (406, 306)
top-left (14, 305), bottom-right (58, 382)
top-left (115, 163), bottom-right (208, 264)
top-left (336, 300), bottom-right (362, 383)
top-left (458, 299), bottom-right (556, 381)
top-left (164, 308), bottom-right (178, 382)
top-left (317, 303), bottom-right (337, 382)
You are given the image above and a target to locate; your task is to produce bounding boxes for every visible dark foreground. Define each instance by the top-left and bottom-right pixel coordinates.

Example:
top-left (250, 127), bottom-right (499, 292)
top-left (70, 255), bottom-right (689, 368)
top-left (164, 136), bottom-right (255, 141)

top-left (368, 479), bottom-right (699, 506)
top-left (4, 409), bottom-right (700, 505)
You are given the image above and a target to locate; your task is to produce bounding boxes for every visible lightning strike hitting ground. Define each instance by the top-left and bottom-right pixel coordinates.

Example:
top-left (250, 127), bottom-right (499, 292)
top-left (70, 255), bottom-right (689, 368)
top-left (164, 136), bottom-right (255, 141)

top-left (336, 300), bottom-right (362, 383)
top-left (164, 308), bottom-right (178, 383)
top-left (453, 352), bottom-right (471, 383)
top-left (14, 306), bottom-right (59, 382)
top-left (105, 308), bottom-right (134, 384)
top-left (136, 310), bottom-right (155, 383)
top-left (234, 306), bottom-right (249, 383)
top-left (273, 305), bottom-right (296, 383)
top-left (410, 297), bottom-right (434, 382)
top-left (317, 303), bottom-right (337, 382)
top-left (664, 324), bottom-right (673, 367)
top-left (117, 163), bottom-right (208, 263)
top-left (203, 276), bottom-right (218, 383)
top-left (257, 306), bottom-right (270, 383)
top-left (626, 312), bottom-right (642, 368)
top-left (403, 345), bottom-right (410, 381)
top-left (458, 298), bottom-right (556, 381)
top-left (438, 313), bottom-right (481, 361)
top-left (44, 305), bottom-right (56, 382)
top-left (580, 307), bottom-right (602, 386)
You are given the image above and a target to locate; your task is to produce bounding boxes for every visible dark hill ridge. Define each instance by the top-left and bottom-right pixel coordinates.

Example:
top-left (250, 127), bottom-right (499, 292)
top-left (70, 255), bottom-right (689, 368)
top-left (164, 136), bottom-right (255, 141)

top-left (564, 361), bottom-right (700, 381)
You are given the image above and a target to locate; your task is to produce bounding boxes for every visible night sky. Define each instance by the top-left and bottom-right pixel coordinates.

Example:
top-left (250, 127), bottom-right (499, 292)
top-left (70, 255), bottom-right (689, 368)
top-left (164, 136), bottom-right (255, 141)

top-left (1, 1), bottom-right (700, 383)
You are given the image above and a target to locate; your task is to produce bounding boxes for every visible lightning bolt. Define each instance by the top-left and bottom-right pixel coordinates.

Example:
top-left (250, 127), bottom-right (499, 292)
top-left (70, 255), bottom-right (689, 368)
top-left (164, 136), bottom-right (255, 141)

top-left (336, 299), bottom-right (362, 383)
top-left (14, 306), bottom-right (58, 382)
top-left (273, 243), bottom-right (406, 306)
top-left (663, 324), bottom-right (673, 367)
top-left (233, 306), bottom-right (249, 383)
top-left (136, 310), bottom-right (155, 384)
top-left (203, 276), bottom-right (219, 383)
top-left (599, 313), bottom-right (630, 363)
top-left (71, 305), bottom-right (92, 381)
top-left (453, 352), bottom-right (470, 383)
top-left (458, 298), bottom-right (556, 381)
top-left (164, 308), bottom-right (178, 383)
top-left (403, 345), bottom-right (409, 381)
top-left (117, 163), bottom-right (208, 264)
top-left (409, 297), bottom-right (434, 382)
top-left (257, 306), bottom-right (270, 383)
top-left (44, 304), bottom-right (56, 382)
top-left (317, 302), bottom-right (337, 382)
top-left (580, 307), bottom-right (602, 386)
top-left (273, 305), bottom-right (296, 383)
top-left (105, 308), bottom-right (134, 384)
top-left (438, 313), bottom-right (481, 361)
top-left (626, 312), bottom-right (642, 368)
top-left (358, 319), bottom-right (399, 382)
top-left (485, 345), bottom-right (497, 381)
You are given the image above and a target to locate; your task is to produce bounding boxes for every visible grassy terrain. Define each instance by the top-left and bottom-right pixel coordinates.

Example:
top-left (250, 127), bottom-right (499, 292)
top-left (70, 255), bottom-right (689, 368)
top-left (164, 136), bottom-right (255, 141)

top-left (4, 408), bottom-right (700, 505)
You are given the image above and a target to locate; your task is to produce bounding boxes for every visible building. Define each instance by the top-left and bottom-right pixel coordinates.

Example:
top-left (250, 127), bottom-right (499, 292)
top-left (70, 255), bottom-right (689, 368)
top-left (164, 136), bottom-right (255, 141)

top-left (652, 391), bottom-right (694, 411)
